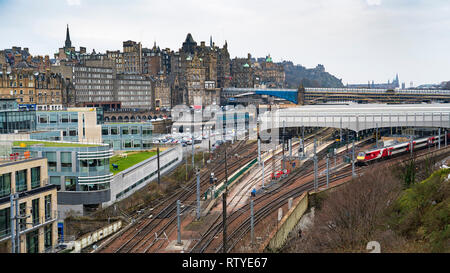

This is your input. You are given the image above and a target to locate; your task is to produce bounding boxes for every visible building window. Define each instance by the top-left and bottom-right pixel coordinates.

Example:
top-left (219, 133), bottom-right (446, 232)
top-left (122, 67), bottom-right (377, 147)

top-left (45, 195), bottom-right (52, 221)
top-left (39, 115), bottom-right (48, 124)
top-left (0, 173), bottom-right (11, 198)
top-left (19, 203), bottom-right (26, 230)
top-left (131, 126), bottom-right (139, 135)
top-left (61, 114), bottom-right (69, 123)
top-left (44, 225), bottom-right (52, 251)
top-left (69, 129), bottom-right (77, 136)
top-left (142, 126), bottom-right (151, 135)
top-left (46, 152), bottom-right (57, 172)
top-left (26, 230), bottom-right (39, 253)
top-left (15, 170), bottom-right (27, 192)
top-left (49, 114), bottom-right (57, 124)
top-left (70, 113), bottom-right (78, 123)
top-left (121, 127), bottom-right (129, 135)
top-left (102, 128), bottom-right (109, 135)
top-left (142, 140), bottom-right (151, 148)
top-left (123, 140), bottom-right (132, 148)
top-left (0, 208), bottom-right (11, 238)
top-left (64, 177), bottom-right (76, 191)
top-left (110, 127), bottom-right (118, 135)
top-left (32, 198), bottom-right (40, 226)
top-left (60, 152), bottom-right (72, 172)
top-left (31, 167), bottom-right (41, 189)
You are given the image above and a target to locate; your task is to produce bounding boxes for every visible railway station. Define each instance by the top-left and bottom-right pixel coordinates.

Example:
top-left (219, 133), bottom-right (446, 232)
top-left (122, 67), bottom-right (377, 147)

top-left (87, 102), bottom-right (450, 254)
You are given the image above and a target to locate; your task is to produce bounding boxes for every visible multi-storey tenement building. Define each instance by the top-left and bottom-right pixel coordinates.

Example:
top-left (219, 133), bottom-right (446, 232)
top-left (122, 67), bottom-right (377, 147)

top-left (71, 66), bottom-right (115, 103)
top-left (0, 68), bottom-right (35, 104)
top-left (142, 46), bottom-right (162, 77)
top-left (217, 41), bottom-right (231, 88)
top-left (106, 50), bottom-right (124, 74)
top-left (185, 54), bottom-right (206, 106)
top-left (0, 157), bottom-right (58, 253)
top-left (35, 73), bottom-right (64, 109)
top-left (123, 40), bottom-right (142, 74)
top-left (0, 68), bottom-right (65, 110)
top-left (151, 75), bottom-right (171, 109)
top-left (115, 74), bottom-right (152, 109)
top-left (254, 55), bottom-right (285, 88)
top-left (0, 51), bottom-right (6, 70)
top-left (231, 54), bottom-right (255, 88)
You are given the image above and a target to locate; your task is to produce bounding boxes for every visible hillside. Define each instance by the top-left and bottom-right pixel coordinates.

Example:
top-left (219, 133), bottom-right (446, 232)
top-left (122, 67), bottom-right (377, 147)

top-left (282, 156), bottom-right (450, 253)
top-left (281, 61), bottom-right (344, 88)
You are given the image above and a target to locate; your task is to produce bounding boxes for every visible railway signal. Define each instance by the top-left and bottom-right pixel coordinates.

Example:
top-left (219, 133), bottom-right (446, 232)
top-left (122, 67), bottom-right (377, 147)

top-left (196, 169), bottom-right (200, 221)
top-left (250, 199), bottom-right (254, 246)
top-left (445, 130), bottom-right (447, 147)
top-left (176, 200), bottom-right (182, 246)
top-left (222, 191), bottom-right (227, 253)
top-left (326, 153), bottom-right (330, 188)
top-left (352, 139), bottom-right (356, 178)
top-left (438, 128), bottom-right (441, 150)
top-left (314, 138), bottom-right (318, 191)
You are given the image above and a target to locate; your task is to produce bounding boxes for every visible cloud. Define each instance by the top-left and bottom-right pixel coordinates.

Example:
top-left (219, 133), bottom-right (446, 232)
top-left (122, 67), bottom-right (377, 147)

top-left (366, 0), bottom-right (381, 6)
top-left (66, 0), bottom-right (81, 6)
top-left (1, 0), bottom-right (450, 86)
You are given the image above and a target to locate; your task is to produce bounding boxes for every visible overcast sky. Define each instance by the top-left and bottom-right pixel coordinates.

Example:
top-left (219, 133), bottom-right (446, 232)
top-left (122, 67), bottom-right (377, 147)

top-left (1, 0), bottom-right (449, 86)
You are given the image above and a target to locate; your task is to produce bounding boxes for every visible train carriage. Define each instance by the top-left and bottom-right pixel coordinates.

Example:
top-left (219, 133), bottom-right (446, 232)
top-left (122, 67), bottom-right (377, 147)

top-left (357, 132), bottom-right (449, 165)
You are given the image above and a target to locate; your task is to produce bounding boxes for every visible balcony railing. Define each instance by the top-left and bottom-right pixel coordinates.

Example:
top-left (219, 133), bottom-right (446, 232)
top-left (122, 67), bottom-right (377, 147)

top-left (31, 179), bottom-right (41, 189)
top-left (16, 183), bottom-right (28, 192)
top-left (0, 188), bottom-right (11, 198)
top-left (0, 210), bottom-right (58, 242)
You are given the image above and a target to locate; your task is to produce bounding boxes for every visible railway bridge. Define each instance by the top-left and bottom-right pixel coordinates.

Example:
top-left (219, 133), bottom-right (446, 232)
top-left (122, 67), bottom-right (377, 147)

top-left (222, 87), bottom-right (450, 104)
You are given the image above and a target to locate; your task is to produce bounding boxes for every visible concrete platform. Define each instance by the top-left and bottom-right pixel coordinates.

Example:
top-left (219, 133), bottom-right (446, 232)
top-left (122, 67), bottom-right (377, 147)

top-left (165, 240), bottom-right (192, 252)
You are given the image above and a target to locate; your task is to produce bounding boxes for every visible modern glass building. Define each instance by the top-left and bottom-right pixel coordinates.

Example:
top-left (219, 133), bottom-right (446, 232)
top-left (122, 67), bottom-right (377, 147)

top-left (0, 98), bottom-right (36, 134)
top-left (35, 108), bottom-right (103, 142)
top-left (12, 141), bottom-right (113, 217)
top-left (101, 123), bottom-right (153, 150)
top-left (35, 108), bottom-right (154, 151)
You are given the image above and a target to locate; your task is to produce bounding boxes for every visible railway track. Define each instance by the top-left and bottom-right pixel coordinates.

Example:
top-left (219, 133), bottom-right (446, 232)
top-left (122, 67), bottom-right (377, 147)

top-left (191, 140), bottom-right (450, 253)
top-left (223, 144), bottom-right (450, 253)
top-left (189, 128), bottom-right (340, 253)
top-left (98, 138), bottom-right (258, 253)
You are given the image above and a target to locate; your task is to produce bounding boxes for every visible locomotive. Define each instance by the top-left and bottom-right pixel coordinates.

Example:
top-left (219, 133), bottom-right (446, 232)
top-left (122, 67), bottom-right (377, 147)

top-left (356, 132), bottom-right (449, 165)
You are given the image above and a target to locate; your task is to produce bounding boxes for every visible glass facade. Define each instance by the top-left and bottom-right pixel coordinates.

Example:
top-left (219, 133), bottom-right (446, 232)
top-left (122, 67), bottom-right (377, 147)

top-left (0, 110), bottom-right (36, 134)
top-left (65, 177), bottom-right (76, 191)
top-left (102, 124), bottom-right (153, 150)
top-left (46, 152), bottom-right (57, 172)
top-left (60, 152), bottom-right (72, 172)
top-left (12, 143), bottom-right (113, 206)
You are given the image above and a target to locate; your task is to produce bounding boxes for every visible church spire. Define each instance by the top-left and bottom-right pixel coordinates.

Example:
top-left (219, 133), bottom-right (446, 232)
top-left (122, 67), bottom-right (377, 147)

top-left (65, 24), bottom-right (72, 49)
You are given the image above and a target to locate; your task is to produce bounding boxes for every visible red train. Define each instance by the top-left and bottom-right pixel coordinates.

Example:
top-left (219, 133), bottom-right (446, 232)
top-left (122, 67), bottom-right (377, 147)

top-left (357, 132), bottom-right (449, 164)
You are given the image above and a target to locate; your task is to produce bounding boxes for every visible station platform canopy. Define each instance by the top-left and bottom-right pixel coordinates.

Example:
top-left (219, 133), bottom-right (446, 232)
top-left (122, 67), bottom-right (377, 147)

top-left (259, 103), bottom-right (450, 132)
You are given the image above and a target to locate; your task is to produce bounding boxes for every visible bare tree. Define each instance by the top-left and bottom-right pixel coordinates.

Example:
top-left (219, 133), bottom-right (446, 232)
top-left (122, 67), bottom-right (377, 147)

top-left (289, 166), bottom-right (404, 252)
